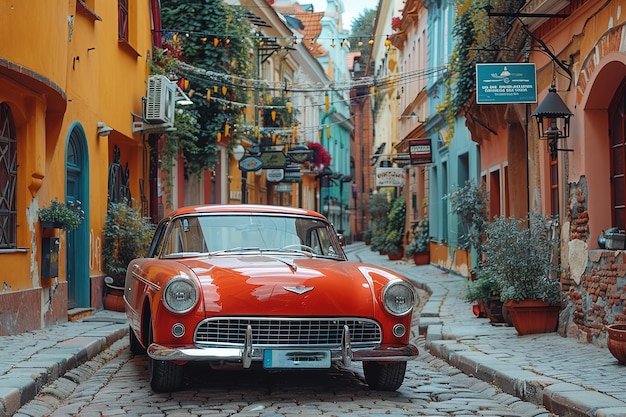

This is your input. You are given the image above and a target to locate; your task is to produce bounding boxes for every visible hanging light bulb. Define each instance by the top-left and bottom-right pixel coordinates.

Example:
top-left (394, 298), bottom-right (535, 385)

top-left (286, 101), bottom-right (292, 113)
top-left (358, 39), bottom-right (363, 47)
top-left (384, 36), bottom-right (391, 47)
top-left (225, 38), bottom-right (230, 45)
top-left (222, 86), bottom-right (227, 95)
top-left (330, 39), bottom-right (336, 48)
top-left (213, 38), bottom-right (219, 47)
top-left (217, 132), bottom-right (222, 142)
top-left (271, 110), bottom-right (277, 122)
top-left (225, 122), bottom-right (230, 137)
top-left (254, 126), bottom-right (259, 138)
top-left (201, 37), bottom-right (207, 43)
top-left (173, 33), bottom-right (179, 41)
top-left (368, 38), bottom-right (374, 45)
top-left (206, 88), bottom-right (211, 102)
top-left (214, 85), bottom-right (218, 93)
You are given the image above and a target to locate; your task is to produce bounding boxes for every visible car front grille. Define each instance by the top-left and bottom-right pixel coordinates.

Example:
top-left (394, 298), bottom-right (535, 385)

top-left (194, 317), bottom-right (382, 348)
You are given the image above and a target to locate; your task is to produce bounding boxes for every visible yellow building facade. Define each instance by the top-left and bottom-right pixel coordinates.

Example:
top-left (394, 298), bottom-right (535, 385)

top-left (0, 0), bottom-right (156, 334)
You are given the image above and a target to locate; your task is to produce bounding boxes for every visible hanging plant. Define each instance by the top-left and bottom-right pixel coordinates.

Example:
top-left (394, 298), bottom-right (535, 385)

top-left (307, 142), bottom-right (331, 170)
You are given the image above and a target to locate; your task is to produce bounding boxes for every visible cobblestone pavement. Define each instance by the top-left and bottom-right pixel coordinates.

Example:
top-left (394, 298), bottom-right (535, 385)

top-left (16, 335), bottom-right (556, 417)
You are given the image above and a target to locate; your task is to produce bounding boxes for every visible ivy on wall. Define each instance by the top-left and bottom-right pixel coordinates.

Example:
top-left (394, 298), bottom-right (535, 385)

top-left (437, 0), bottom-right (525, 141)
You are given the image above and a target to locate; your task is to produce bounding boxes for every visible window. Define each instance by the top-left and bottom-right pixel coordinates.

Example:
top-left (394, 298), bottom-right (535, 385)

top-left (610, 88), bottom-right (626, 230)
top-left (118, 0), bottom-right (128, 42)
top-left (0, 103), bottom-right (17, 249)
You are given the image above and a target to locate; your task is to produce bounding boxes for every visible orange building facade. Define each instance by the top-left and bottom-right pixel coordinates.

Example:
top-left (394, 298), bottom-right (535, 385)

top-left (0, 0), bottom-right (157, 334)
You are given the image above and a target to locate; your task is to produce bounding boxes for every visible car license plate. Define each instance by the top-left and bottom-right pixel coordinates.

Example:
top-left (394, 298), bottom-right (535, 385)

top-left (263, 349), bottom-right (331, 369)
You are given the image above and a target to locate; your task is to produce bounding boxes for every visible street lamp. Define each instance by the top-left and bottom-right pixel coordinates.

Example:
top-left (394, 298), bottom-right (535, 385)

top-left (232, 144), bottom-right (247, 203)
top-left (531, 84), bottom-right (573, 160)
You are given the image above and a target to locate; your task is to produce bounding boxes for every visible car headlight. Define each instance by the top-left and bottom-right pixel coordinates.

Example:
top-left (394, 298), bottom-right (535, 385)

top-left (162, 276), bottom-right (199, 313)
top-left (382, 280), bottom-right (415, 316)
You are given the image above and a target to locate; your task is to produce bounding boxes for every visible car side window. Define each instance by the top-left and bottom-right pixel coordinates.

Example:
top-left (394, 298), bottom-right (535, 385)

top-left (148, 221), bottom-right (168, 258)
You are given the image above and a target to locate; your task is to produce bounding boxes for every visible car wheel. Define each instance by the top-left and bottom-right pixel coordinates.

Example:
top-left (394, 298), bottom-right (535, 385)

top-left (129, 325), bottom-right (146, 355)
top-left (148, 322), bottom-right (183, 392)
top-left (363, 361), bottom-right (407, 391)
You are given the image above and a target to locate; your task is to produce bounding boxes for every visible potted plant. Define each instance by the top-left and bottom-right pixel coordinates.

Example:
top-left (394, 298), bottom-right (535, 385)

top-left (464, 269), bottom-right (511, 325)
top-left (382, 197), bottom-right (406, 260)
top-left (406, 218), bottom-right (429, 265)
top-left (449, 180), bottom-right (489, 260)
top-left (102, 200), bottom-right (154, 311)
top-left (38, 199), bottom-right (85, 231)
top-left (478, 213), bottom-right (562, 335)
top-left (367, 193), bottom-right (391, 254)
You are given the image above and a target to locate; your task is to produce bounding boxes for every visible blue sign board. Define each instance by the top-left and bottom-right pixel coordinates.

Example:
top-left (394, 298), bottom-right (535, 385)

top-left (476, 63), bottom-right (537, 104)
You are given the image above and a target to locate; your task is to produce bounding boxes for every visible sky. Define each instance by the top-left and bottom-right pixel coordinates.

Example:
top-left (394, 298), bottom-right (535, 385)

top-left (308, 0), bottom-right (379, 31)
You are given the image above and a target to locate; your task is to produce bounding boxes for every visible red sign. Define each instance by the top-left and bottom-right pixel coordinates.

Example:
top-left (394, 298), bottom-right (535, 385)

top-left (409, 139), bottom-right (432, 165)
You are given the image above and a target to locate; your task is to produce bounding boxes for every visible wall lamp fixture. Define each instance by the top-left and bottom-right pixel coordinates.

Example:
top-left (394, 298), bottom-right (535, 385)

top-left (97, 122), bottom-right (113, 137)
top-left (531, 85), bottom-right (573, 160)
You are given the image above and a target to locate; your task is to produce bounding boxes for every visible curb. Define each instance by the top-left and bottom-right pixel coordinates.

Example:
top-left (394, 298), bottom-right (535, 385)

top-left (0, 322), bottom-right (128, 417)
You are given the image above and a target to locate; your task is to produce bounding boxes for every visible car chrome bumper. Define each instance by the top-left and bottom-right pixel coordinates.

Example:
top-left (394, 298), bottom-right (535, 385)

top-left (147, 324), bottom-right (418, 367)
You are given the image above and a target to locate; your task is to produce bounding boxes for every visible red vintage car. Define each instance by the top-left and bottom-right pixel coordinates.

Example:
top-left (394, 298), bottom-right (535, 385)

top-left (125, 204), bottom-right (418, 392)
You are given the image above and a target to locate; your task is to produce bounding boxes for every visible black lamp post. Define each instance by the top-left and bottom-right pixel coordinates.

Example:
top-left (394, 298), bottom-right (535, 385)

top-left (531, 84), bottom-right (573, 160)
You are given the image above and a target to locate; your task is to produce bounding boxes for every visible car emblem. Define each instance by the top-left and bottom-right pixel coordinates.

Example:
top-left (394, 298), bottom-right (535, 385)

top-left (284, 285), bottom-right (314, 294)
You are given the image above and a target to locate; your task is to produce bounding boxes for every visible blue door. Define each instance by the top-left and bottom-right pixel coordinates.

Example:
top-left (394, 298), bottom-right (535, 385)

top-left (66, 126), bottom-right (90, 308)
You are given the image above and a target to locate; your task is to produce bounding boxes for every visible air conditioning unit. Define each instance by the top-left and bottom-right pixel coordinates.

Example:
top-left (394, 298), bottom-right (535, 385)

top-left (145, 75), bottom-right (176, 125)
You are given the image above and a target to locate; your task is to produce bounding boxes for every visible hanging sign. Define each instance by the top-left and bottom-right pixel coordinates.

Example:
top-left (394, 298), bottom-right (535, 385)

top-left (261, 151), bottom-right (287, 169)
top-left (476, 63), bottom-right (537, 104)
top-left (409, 139), bottom-right (432, 165)
top-left (239, 156), bottom-right (263, 172)
top-left (375, 168), bottom-right (405, 187)
top-left (266, 169), bottom-right (284, 182)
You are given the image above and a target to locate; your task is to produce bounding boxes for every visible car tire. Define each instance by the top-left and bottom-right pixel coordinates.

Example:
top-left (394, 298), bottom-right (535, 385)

top-left (363, 361), bottom-right (407, 391)
top-left (148, 323), bottom-right (183, 392)
top-left (129, 325), bottom-right (146, 355)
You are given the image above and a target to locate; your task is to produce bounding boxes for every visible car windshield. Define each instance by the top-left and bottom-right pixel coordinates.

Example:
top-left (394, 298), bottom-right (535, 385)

top-left (159, 213), bottom-right (344, 259)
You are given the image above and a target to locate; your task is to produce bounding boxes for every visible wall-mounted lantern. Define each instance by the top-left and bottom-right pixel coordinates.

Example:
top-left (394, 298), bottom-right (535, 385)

top-left (531, 84), bottom-right (573, 160)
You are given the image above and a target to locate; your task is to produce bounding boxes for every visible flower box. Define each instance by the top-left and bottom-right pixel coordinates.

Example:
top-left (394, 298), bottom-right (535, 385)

top-left (605, 231), bottom-right (625, 250)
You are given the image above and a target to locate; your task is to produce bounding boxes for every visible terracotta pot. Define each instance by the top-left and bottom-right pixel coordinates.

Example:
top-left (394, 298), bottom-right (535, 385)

top-left (606, 324), bottom-right (626, 364)
top-left (387, 249), bottom-right (404, 260)
top-left (504, 300), bottom-right (560, 335)
top-left (413, 252), bottom-right (430, 265)
top-left (472, 300), bottom-right (487, 318)
top-left (104, 286), bottom-right (125, 312)
top-left (483, 298), bottom-right (513, 326)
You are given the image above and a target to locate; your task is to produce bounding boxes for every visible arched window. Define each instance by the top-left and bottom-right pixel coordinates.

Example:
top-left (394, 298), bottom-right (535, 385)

top-left (610, 88), bottom-right (626, 230)
top-left (0, 103), bottom-right (17, 248)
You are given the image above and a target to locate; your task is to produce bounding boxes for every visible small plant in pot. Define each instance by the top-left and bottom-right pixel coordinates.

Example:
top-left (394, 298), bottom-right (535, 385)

top-left (39, 199), bottom-right (85, 231)
top-left (406, 218), bottom-right (429, 265)
top-left (102, 200), bottom-right (154, 310)
top-left (464, 269), bottom-right (510, 324)
top-left (478, 213), bottom-right (562, 335)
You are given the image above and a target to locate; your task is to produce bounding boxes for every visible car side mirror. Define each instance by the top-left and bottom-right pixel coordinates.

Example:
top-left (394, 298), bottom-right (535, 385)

top-left (337, 234), bottom-right (346, 246)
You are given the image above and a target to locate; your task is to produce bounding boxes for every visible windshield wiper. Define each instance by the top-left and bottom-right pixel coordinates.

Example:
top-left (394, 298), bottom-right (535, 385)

top-left (209, 247), bottom-right (261, 255)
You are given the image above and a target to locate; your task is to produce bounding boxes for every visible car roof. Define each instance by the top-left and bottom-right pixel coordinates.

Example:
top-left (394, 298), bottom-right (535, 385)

top-left (164, 204), bottom-right (328, 220)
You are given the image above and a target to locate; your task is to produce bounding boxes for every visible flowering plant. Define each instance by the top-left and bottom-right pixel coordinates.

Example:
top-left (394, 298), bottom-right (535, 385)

top-left (391, 16), bottom-right (401, 29)
top-left (39, 199), bottom-right (85, 231)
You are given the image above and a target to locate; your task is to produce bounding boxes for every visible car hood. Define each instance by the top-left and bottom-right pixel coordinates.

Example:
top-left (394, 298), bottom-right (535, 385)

top-left (182, 255), bottom-right (375, 316)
